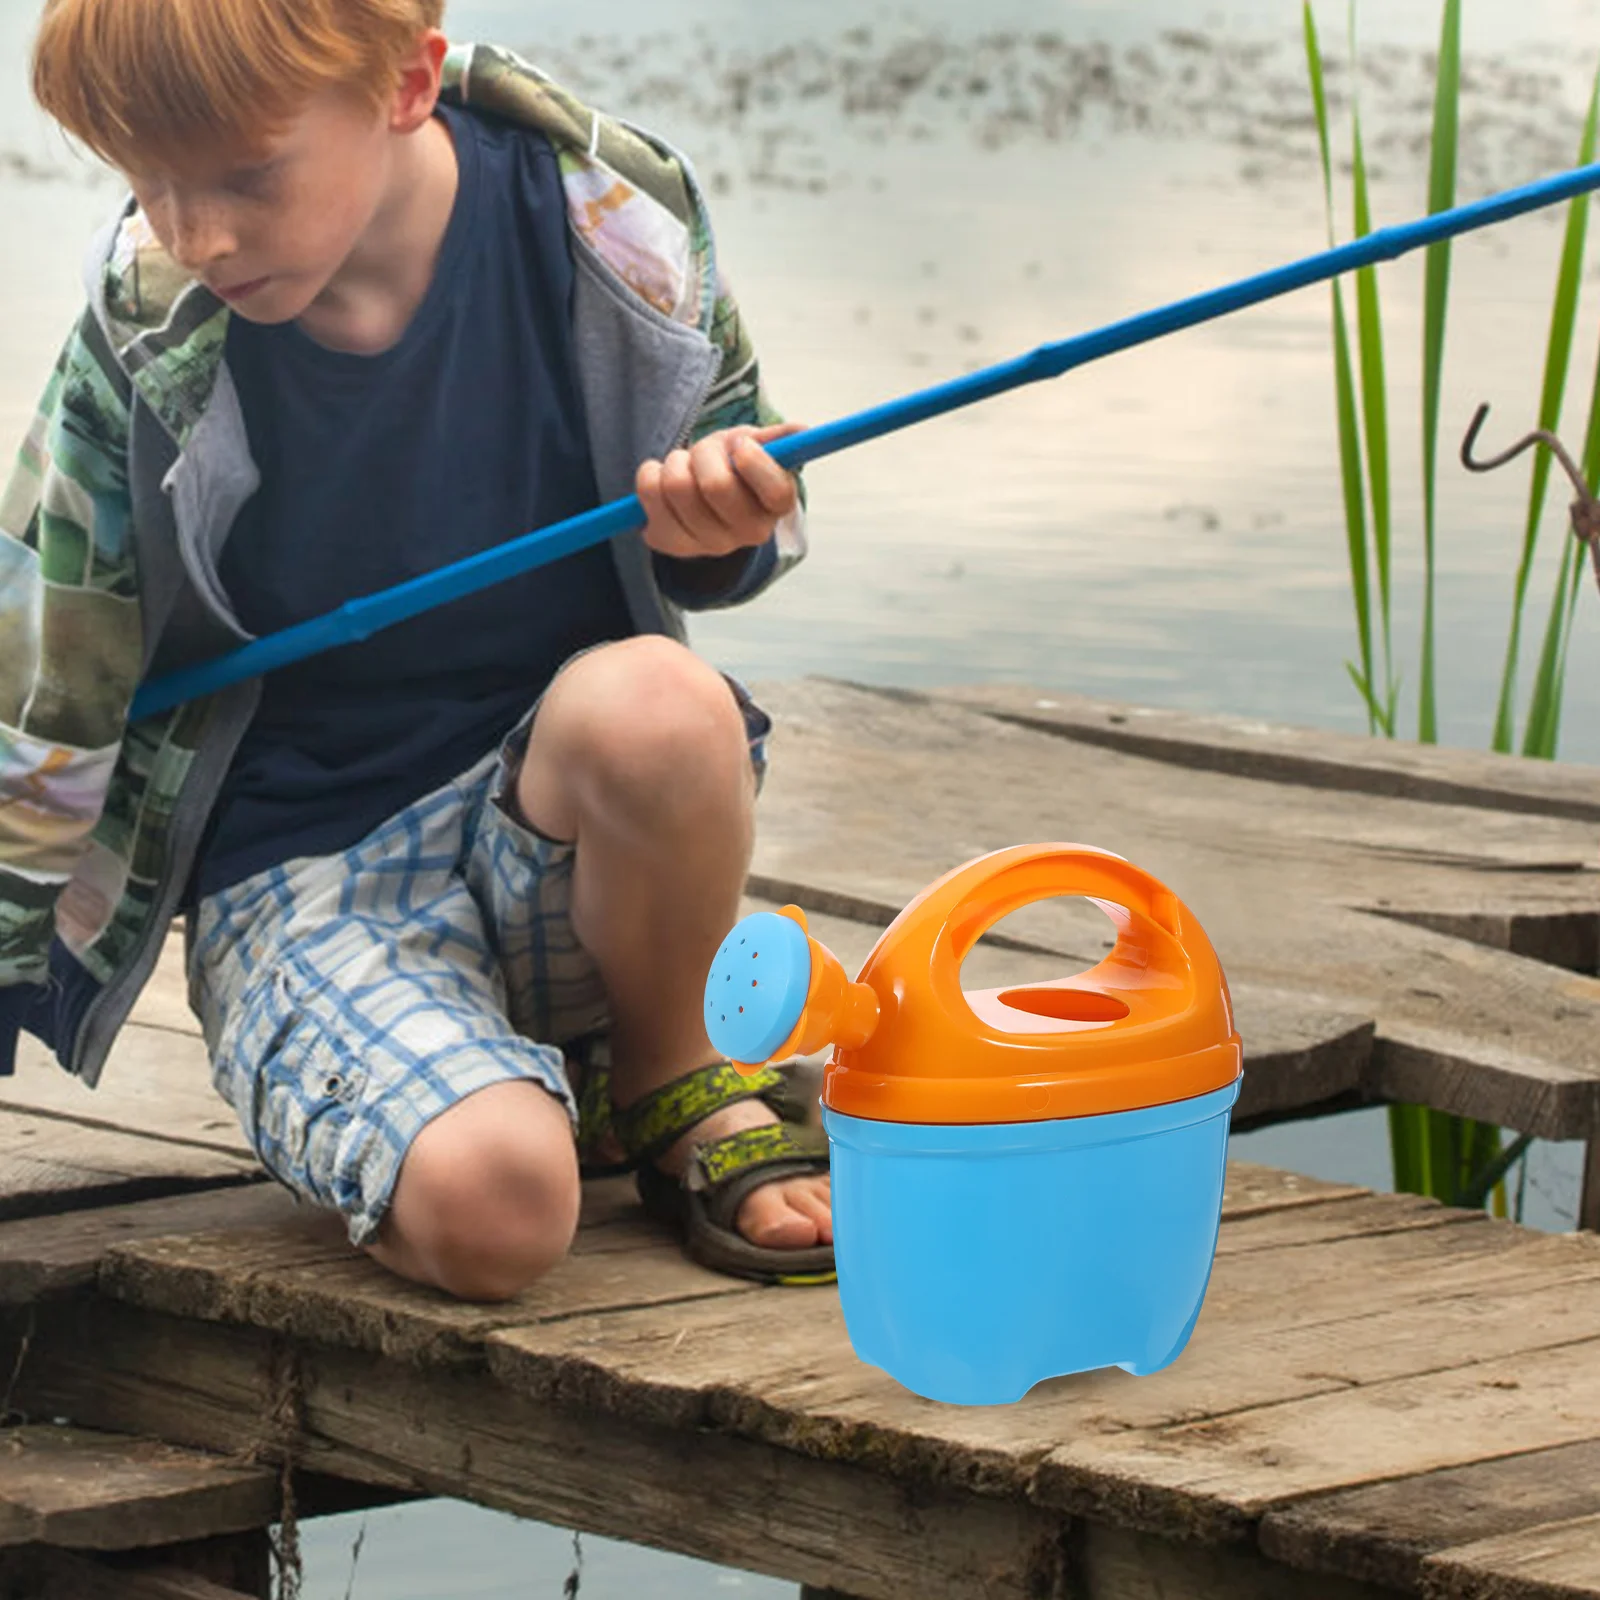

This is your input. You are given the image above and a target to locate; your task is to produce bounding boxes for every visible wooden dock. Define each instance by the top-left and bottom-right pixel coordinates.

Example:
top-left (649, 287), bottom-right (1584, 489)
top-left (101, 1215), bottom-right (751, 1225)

top-left (4, 680), bottom-right (1600, 1598)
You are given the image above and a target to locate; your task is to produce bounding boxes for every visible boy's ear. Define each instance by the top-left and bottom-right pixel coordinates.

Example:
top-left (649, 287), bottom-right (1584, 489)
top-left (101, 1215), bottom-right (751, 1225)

top-left (389, 29), bottom-right (450, 136)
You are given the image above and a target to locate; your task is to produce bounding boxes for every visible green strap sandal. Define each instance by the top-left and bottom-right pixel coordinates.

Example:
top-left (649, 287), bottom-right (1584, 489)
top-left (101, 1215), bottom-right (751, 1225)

top-left (608, 1058), bottom-right (836, 1287)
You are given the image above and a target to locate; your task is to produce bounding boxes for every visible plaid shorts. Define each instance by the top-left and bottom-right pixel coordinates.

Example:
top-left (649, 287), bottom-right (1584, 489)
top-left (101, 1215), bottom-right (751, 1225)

top-left (189, 679), bottom-right (770, 1246)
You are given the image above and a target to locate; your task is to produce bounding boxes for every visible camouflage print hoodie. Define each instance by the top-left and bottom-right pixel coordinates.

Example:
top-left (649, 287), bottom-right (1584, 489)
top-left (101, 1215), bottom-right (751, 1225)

top-left (0, 44), bottom-right (805, 1084)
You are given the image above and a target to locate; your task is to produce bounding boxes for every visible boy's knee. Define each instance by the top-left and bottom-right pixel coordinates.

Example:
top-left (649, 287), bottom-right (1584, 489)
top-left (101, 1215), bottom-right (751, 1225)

top-left (382, 1081), bottom-right (580, 1301)
top-left (523, 638), bottom-right (751, 830)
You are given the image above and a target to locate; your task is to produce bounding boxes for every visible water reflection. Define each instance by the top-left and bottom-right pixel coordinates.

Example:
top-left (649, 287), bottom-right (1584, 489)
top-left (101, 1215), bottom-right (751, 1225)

top-left (9, 0), bottom-right (1600, 753)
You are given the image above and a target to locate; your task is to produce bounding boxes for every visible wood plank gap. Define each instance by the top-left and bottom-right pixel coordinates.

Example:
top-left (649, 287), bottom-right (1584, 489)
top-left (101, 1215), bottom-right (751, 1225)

top-left (1204, 1268), bottom-right (1600, 1363)
top-left (0, 1101), bottom-right (253, 1163)
top-left (1230, 1091), bottom-right (1382, 1134)
top-left (1, 1545), bottom-right (263, 1600)
top-left (1420, 1509), bottom-right (1600, 1599)
top-left (1258, 1440), bottom-right (1600, 1593)
top-left (1367, 908), bottom-right (1600, 977)
top-left (524, 1282), bottom-right (767, 1330)
top-left (1220, 1208), bottom-right (1485, 1257)
top-left (904, 683), bottom-right (1600, 824)
top-left (0, 1175), bottom-right (263, 1230)
top-left (1220, 1188), bottom-right (1373, 1223)
top-left (0, 1187), bottom-right (302, 1309)
top-left (1034, 1337), bottom-right (1600, 1543)
top-left (1104, 1326), bottom-right (1600, 1443)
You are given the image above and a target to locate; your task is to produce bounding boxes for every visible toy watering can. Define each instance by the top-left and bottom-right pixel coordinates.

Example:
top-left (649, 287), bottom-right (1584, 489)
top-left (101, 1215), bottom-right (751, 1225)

top-left (704, 844), bottom-right (1243, 1406)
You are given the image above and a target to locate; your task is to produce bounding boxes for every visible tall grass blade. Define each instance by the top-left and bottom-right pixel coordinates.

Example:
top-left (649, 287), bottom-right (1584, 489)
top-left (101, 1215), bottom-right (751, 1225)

top-left (1349, 2), bottom-right (1395, 733)
top-left (1389, 1104), bottom-right (1430, 1196)
top-left (1496, 69), bottom-right (1600, 753)
top-left (1345, 661), bottom-right (1388, 726)
top-left (1523, 539), bottom-right (1583, 757)
top-left (1455, 1128), bottom-right (1530, 1212)
top-left (1521, 75), bottom-right (1600, 761)
top-left (1306, 2), bottom-right (1376, 728)
top-left (1419, 0), bottom-right (1462, 744)
top-left (1399, 0), bottom-right (1504, 1208)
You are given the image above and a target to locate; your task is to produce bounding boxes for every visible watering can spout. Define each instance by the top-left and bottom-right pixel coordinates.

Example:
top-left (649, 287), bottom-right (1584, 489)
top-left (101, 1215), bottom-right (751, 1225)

top-left (705, 905), bottom-right (880, 1073)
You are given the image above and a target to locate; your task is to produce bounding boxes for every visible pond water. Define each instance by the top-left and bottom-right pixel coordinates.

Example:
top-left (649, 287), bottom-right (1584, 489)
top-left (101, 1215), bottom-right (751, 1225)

top-left (4, 0), bottom-right (1600, 1593)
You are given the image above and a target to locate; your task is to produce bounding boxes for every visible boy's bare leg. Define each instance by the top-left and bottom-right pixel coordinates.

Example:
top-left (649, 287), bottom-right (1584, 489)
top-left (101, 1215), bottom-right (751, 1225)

top-left (369, 1079), bottom-right (581, 1299)
top-left (516, 636), bottom-right (832, 1249)
top-left (370, 636), bottom-right (827, 1301)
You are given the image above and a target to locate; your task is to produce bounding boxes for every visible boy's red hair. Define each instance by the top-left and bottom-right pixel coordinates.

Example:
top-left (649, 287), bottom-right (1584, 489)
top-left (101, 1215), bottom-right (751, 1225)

top-left (32, 0), bottom-right (445, 172)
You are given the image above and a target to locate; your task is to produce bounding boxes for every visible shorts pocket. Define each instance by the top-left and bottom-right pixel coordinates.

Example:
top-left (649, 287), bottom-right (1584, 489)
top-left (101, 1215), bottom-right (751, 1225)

top-left (216, 966), bottom-right (371, 1216)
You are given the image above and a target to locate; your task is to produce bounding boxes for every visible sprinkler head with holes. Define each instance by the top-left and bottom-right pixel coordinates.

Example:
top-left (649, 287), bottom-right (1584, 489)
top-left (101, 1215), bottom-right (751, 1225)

top-left (704, 906), bottom-right (879, 1073)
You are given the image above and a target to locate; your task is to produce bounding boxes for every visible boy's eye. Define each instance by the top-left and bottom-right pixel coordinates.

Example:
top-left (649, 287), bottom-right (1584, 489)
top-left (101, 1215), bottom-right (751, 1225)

top-left (223, 162), bottom-right (280, 198)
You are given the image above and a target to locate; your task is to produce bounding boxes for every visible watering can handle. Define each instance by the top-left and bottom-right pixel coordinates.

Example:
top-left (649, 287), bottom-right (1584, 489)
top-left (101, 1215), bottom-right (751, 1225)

top-left (936, 845), bottom-right (1188, 967)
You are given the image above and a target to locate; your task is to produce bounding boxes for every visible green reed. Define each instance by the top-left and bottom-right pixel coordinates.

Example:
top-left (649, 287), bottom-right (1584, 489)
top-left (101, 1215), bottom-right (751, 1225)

top-left (1305, 2), bottom-right (1391, 735)
top-left (1419, 0), bottom-right (1461, 748)
top-left (1302, 0), bottom-right (1600, 1214)
top-left (1517, 76), bottom-right (1600, 760)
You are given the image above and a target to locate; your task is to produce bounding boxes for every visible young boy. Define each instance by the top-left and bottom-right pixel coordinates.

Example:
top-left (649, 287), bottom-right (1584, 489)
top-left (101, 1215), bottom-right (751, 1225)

top-left (0, 0), bottom-right (833, 1299)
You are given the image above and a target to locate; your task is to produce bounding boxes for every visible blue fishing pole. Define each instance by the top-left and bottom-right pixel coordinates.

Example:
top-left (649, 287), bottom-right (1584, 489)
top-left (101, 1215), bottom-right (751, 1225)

top-left (129, 158), bottom-right (1600, 722)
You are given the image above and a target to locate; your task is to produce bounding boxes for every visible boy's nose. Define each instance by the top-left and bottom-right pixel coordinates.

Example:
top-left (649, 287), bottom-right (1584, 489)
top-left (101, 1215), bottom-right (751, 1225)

top-left (165, 200), bottom-right (239, 273)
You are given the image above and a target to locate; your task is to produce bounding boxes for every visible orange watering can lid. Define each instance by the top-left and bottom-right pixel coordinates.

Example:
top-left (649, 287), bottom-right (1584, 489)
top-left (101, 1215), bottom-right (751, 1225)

top-left (704, 844), bottom-right (1241, 1126)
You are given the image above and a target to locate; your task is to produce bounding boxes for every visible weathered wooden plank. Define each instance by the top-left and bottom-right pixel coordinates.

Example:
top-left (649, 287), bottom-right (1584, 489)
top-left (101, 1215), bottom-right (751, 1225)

top-left (1584, 1143), bottom-right (1600, 1235)
top-left (19, 1202), bottom-right (1592, 1599)
top-left (1370, 1018), bottom-right (1600, 1148)
top-left (822, 1527), bottom-right (1409, 1600)
top-left (1214, 1193), bottom-right (1473, 1257)
top-left (0, 931), bottom-right (243, 1169)
top-left (1229, 990), bottom-right (1375, 1123)
top-left (9, 1298), bottom-right (1076, 1600)
top-left (0, 1109), bottom-right (259, 1223)
top-left (1076, 1521), bottom-right (1406, 1600)
top-left (1220, 1162), bottom-right (1368, 1219)
top-left (0, 930), bottom-right (247, 1205)
top-left (5, 1023), bottom-right (246, 1161)
top-left (748, 680), bottom-right (1600, 1139)
top-left (87, 1163), bottom-right (1366, 1371)
top-left (99, 1205), bottom-right (755, 1364)
top-left (14, 1255), bottom-right (1573, 1600)
top-left (1259, 1442), bottom-right (1600, 1592)
top-left (0, 1426), bottom-right (275, 1551)
top-left (127, 929), bottom-right (201, 1037)
top-left (1034, 1337), bottom-right (1600, 1543)
top-left (1373, 906), bottom-right (1600, 977)
top-left (0, 1545), bottom-right (262, 1600)
top-left (576, 1172), bottom-right (647, 1228)
top-left (484, 1203), bottom-right (1597, 1513)
top-left (1421, 1514), bottom-right (1600, 1600)
top-left (0, 1185), bottom-right (290, 1307)
top-left (934, 684), bottom-right (1600, 824)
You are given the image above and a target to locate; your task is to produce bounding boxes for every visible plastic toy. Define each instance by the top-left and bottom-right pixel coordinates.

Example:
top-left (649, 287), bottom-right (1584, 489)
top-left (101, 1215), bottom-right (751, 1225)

top-left (704, 844), bottom-right (1243, 1406)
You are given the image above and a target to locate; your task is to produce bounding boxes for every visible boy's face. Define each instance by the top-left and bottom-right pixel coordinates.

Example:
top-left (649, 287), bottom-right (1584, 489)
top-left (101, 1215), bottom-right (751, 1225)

top-left (123, 88), bottom-right (401, 324)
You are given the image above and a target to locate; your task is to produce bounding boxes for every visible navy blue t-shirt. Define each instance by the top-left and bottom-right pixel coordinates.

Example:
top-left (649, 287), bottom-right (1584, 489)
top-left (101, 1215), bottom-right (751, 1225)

top-left (195, 104), bottom-right (632, 897)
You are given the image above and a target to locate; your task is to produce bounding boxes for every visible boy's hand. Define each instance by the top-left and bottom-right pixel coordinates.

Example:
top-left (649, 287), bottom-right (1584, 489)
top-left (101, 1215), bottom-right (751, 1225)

top-left (637, 423), bottom-right (801, 560)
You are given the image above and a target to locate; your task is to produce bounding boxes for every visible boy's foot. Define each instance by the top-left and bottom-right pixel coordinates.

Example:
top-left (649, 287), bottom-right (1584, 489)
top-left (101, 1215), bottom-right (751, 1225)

top-left (654, 1094), bottom-right (832, 1250)
top-left (588, 1056), bottom-right (834, 1279)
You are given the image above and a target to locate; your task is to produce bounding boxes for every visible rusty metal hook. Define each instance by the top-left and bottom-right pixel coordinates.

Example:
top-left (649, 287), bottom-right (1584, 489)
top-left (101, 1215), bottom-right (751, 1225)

top-left (1462, 403), bottom-right (1600, 595)
top-left (1461, 402), bottom-right (1592, 500)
